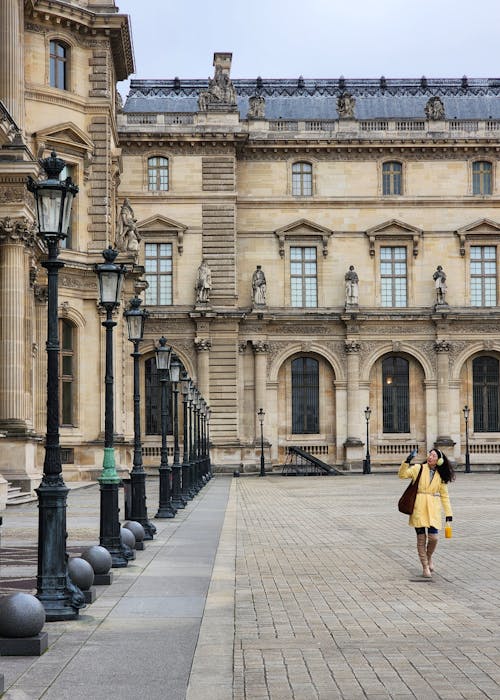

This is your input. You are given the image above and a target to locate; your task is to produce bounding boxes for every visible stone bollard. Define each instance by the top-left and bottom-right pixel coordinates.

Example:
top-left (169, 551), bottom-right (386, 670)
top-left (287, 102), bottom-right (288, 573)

top-left (123, 520), bottom-right (146, 551)
top-left (68, 556), bottom-right (96, 604)
top-left (0, 593), bottom-right (48, 655)
top-left (81, 545), bottom-right (113, 586)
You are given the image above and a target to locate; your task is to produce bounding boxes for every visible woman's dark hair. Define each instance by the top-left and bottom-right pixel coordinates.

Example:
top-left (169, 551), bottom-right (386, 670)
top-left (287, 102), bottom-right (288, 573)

top-left (435, 449), bottom-right (455, 483)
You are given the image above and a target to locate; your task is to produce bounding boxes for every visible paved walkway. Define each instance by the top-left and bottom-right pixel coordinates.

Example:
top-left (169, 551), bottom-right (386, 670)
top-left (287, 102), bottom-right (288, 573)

top-left (1, 472), bottom-right (500, 699)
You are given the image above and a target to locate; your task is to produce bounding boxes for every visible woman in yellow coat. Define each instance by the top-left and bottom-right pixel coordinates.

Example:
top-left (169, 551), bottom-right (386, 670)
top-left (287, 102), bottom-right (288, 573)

top-left (399, 448), bottom-right (454, 578)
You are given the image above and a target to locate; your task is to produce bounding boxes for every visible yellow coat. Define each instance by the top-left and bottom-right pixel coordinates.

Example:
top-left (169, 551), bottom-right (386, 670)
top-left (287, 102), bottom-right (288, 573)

top-left (399, 461), bottom-right (453, 529)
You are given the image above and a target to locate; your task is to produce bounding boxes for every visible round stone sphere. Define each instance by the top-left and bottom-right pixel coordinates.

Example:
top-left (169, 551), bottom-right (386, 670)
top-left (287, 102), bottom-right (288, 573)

top-left (80, 545), bottom-right (112, 575)
top-left (123, 520), bottom-right (145, 543)
top-left (120, 526), bottom-right (136, 549)
top-left (68, 556), bottom-right (94, 591)
top-left (0, 593), bottom-right (45, 637)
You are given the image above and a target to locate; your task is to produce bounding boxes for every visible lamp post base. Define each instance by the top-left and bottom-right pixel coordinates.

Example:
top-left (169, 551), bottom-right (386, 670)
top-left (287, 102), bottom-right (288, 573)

top-left (129, 469), bottom-right (156, 540)
top-left (99, 482), bottom-right (129, 567)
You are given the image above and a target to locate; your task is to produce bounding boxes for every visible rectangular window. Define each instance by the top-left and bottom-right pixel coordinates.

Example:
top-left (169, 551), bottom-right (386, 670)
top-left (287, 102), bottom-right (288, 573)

top-left (292, 162), bottom-right (312, 196)
top-left (471, 245), bottom-right (496, 306)
top-left (148, 157), bottom-right (169, 191)
top-left (144, 243), bottom-right (173, 305)
top-left (472, 161), bottom-right (492, 195)
top-left (50, 41), bottom-right (67, 90)
top-left (59, 320), bottom-right (74, 426)
top-left (290, 246), bottom-right (317, 307)
top-left (380, 246), bottom-right (407, 307)
top-left (382, 162), bottom-right (402, 195)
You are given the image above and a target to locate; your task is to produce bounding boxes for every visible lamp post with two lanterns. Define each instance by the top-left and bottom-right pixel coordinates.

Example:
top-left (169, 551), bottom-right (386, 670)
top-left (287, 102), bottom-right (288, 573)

top-left (27, 151), bottom-right (84, 619)
top-left (257, 408), bottom-right (266, 477)
top-left (124, 296), bottom-right (156, 539)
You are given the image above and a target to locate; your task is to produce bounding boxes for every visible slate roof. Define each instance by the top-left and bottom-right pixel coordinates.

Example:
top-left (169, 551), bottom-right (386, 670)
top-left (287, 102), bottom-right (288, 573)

top-left (123, 78), bottom-right (500, 120)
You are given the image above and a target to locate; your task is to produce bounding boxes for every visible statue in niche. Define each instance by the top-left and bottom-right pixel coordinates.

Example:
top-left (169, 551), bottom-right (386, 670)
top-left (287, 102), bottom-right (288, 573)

top-left (337, 92), bottom-right (355, 119)
top-left (425, 95), bottom-right (445, 120)
top-left (198, 63), bottom-right (237, 111)
top-left (195, 258), bottom-right (212, 304)
top-left (345, 265), bottom-right (359, 306)
top-left (117, 198), bottom-right (140, 252)
top-left (248, 95), bottom-right (265, 119)
top-left (433, 265), bottom-right (448, 305)
top-left (252, 265), bottom-right (267, 305)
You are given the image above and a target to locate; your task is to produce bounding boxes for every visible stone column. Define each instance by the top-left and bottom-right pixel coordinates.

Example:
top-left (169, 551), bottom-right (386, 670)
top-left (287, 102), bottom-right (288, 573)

top-left (252, 340), bottom-right (268, 439)
top-left (194, 338), bottom-right (211, 400)
top-left (343, 340), bottom-right (363, 465)
top-left (0, 0), bottom-right (24, 129)
top-left (434, 340), bottom-right (454, 448)
top-left (0, 218), bottom-right (33, 431)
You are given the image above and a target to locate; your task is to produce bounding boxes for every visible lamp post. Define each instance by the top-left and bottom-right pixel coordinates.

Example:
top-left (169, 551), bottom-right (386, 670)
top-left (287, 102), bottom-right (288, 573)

top-left (95, 246), bottom-right (130, 567)
top-left (188, 381), bottom-right (199, 495)
top-left (257, 408), bottom-right (266, 477)
top-left (124, 296), bottom-right (156, 539)
top-left (463, 404), bottom-right (471, 473)
top-left (363, 406), bottom-right (372, 474)
top-left (206, 405), bottom-right (212, 479)
top-left (170, 353), bottom-right (186, 509)
top-left (180, 370), bottom-right (193, 501)
top-left (155, 337), bottom-right (176, 518)
top-left (27, 151), bottom-right (83, 620)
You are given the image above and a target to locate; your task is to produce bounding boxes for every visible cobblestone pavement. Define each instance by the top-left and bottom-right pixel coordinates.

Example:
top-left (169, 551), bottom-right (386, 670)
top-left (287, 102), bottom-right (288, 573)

top-left (231, 473), bottom-right (500, 700)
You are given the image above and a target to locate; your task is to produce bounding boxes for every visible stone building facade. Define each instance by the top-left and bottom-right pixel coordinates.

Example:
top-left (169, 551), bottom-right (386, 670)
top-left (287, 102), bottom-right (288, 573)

top-left (1, 1), bottom-right (500, 506)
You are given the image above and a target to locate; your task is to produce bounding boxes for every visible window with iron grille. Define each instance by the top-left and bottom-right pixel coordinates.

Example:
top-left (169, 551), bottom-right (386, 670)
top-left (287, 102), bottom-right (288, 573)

top-left (145, 358), bottom-right (172, 435)
top-left (382, 161), bottom-right (402, 195)
top-left (472, 161), bottom-right (492, 195)
top-left (473, 356), bottom-right (500, 432)
top-left (59, 319), bottom-right (75, 426)
top-left (382, 356), bottom-right (409, 433)
top-left (470, 245), bottom-right (496, 306)
top-left (290, 246), bottom-right (317, 307)
top-left (50, 41), bottom-right (68, 90)
top-left (145, 243), bottom-right (173, 305)
top-left (292, 357), bottom-right (319, 434)
top-left (380, 246), bottom-right (407, 307)
top-left (292, 162), bottom-right (312, 196)
top-left (148, 156), bottom-right (169, 191)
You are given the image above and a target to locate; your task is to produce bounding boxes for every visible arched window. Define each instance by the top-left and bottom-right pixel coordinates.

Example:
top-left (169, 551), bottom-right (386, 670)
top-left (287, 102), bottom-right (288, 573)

top-left (291, 357), bottom-right (319, 434)
top-left (382, 356), bottom-right (409, 432)
top-left (472, 161), bottom-right (492, 195)
top-left (292, 162), bottom-right (312, 196)
top-left (50, 40), bottom-right (68, 90)
top-left (148, 156), bottom-right (169, 191)
top-left (145, 357), bottom-right (172, 435)
top-left (473, 356), bottom-right (499, 431)
top-left (59, 319), bottom-right (75, 425)
top-left (382, 161), bottom-right (402, 195)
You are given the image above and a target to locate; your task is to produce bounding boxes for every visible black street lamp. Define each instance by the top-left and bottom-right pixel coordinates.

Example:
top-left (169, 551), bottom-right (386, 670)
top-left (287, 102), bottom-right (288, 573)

top-left (463, 404), bottom-right (471, 473)
top-left (95, 247), bottom-right (130, 567)
top-left (124, 296), bottom-right (156, 539)
top-left (363, 406), bottom-right (372, 474)
top-left (155, 337), bottom-right (176, 518)
top-left (257, 408), bottom-right (266, 477)
top-left (180, 370), bottom-right (193, 501)
top-left (188, 381), bottom-right (199, 495)
top-left (206, 405), bottom-right (212, 479)
top-left (27, 151), bottom-right (83, 620)
top-left (170, 353), bottom-right (186, 509)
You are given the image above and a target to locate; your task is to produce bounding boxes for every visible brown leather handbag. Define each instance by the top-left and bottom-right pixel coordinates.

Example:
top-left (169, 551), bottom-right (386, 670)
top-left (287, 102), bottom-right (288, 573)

top-left (398, 465), bottom-right (423, 514)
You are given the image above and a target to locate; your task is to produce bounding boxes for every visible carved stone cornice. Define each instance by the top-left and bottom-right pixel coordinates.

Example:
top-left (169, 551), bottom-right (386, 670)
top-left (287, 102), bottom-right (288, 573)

top-left (0, 217), bottom-right (36, 247)
top-left (194, 338), bottom-right (212, 352)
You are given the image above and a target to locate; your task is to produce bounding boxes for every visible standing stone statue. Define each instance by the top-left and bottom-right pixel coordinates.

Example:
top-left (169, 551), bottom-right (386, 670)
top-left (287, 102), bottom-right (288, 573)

top-left (345, 265), bottom-right (359, 306)
top-left (252, 265), bottom-right (267, 305)
top-left (425, 96), bottom-right (445, 120)
top-left (195, 259), bottom-right (212, 304)
top-left (433, 265), bottom-right (447, 305)
top-left (117, 198), bottom-right (140, 252)
top-left (337, 92), bottom-right (356, 119)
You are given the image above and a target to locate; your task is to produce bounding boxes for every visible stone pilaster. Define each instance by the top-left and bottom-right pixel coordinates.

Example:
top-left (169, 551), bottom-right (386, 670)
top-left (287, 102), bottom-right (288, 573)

top-left (434, 340), bottom-right (455, 447)
top-left (194, 337), bottom-right (211, 400)
top-left (0, 0), bottom-right (24, 129)
top-left (252, 341), bottom-right (268, 439)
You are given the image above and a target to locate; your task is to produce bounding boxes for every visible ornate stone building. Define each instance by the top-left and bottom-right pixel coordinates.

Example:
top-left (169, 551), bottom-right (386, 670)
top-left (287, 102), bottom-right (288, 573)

top-left (1, 1), bottom-right (500, 507)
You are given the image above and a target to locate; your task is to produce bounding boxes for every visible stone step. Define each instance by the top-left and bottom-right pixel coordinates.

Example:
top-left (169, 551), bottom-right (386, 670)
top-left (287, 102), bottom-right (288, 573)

top-left (6, 483), bottom-right (37, 506)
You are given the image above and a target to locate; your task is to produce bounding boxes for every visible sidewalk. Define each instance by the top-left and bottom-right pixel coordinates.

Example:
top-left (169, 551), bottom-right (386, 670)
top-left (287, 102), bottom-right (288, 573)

top-left (1, 472), bottom-right (500, 699)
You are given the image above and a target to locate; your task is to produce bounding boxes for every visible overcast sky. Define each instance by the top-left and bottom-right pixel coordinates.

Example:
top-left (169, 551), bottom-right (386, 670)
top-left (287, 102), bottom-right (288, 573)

top-left (116, 0), bottom-right (499, 96)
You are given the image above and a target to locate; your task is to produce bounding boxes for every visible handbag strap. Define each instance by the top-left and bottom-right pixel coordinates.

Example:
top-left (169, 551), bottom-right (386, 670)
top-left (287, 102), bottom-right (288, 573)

top-left (414, 465), bottom-right (423, 485)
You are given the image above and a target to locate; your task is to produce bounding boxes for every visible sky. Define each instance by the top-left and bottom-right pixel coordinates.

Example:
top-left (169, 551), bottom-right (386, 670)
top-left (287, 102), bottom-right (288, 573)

top-left (116, 0), bottom-right (500, 97)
